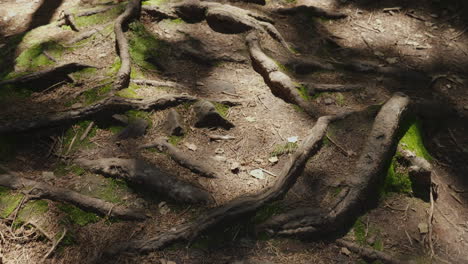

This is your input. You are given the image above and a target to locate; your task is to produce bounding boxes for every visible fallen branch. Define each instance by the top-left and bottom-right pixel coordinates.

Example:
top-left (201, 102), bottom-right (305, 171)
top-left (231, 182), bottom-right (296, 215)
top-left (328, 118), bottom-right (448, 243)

top-left (336, 239), bottom-right (405, 264)
top-left (0, 63), bottom-right (94, 87)
top-left (102, 111), bottom-right (352, 255)
top-left (0, 94), bottom-right (240, 134)
top-left (259, 93), bottom-right (411, 237)
top-left (77, 158), bottom-right (214, 204)
top-left (114, 0), bottom-right (142, 90)
top-left (0, 173), bottom-right (145, 220)
top-left (140, 138), bottom-right (218, 178)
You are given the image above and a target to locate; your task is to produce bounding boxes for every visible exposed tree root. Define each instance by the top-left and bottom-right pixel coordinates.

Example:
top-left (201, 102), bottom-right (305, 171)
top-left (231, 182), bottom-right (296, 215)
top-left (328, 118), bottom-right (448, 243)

top-left (131, 79), bottom-right (185, 89)
top-left (142, 5), bottom-right (178, 21)
top-left (140, 138), bottom-right (218, 178)
top-left (77, 5), bottom-right (115, 17)
top-left (114, 0), bottom-right (141, 90)
top-left (76, 158), bottom-right (214, 204)
top-left (166, 1), bottom-right (291, 51)
top-left (258, 93), bottom-right (410, 237)
top-left (0, 63), bottom-right (94, 87)
top-left (102, 111), bottom-right (352, 255)
top-left (276, 5), bottom-right (347, 19)
top-left (0, 94), bottom-right (240, 134)
top-left (0, 173), bottom-right (145, 220)
top-left (57, 11), bottom-right (79, 31)
top-left (246, 32), bottom-right (319, 117)
top-left (336, 239), bottom-right (405, 264)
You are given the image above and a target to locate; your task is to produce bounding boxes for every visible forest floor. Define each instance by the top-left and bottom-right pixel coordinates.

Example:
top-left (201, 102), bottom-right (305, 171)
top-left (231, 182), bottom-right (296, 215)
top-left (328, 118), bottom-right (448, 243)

top-left (0, 0), bottom-right (468, 263)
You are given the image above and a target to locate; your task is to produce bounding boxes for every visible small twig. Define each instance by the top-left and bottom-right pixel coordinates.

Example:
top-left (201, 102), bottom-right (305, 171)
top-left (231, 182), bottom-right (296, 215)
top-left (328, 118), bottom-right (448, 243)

top-left (383, 7), bottom-right (402, 12)
top-left (257, 95), bottom-right (269, 109)
top-left (208, 134), bottom-right (236, 141)
top-left (221, 91), bottom-right (241, 98)
top-left (404, 229), bottom-right (413, 246)
top-left (80, 121), bottom-right (95, 141)
top-left (41, 80), bottom-right (67, 94)
top-left (42, 51), bottom-right (57, 63)
top-left (260, 168), bottom-right (277, 177)
top-left (66, 129), bottom-right (79, 155)
top-left (326, 134), bottom-right (350, 157)
top-left (428, 187), bottom-right (435, 258)
top-left (41, 228), bottom-right (67, 262)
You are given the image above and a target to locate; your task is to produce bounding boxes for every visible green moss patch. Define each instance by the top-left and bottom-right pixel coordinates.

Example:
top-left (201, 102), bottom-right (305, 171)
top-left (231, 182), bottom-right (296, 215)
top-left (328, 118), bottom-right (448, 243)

top-left (17, 200), bottom-right (49, 223)
top-left (296, 83), bottom-right (310, 100)
top-left (74, 4), bottom-right (126, 28)
top-left (62, 120), bottom-right (97, 155)
top-left (0, 188), bottom-right (24, 218)
top-left (384, 158), bottom-right (412, 194)
top-left (94, 178), bottom-right (129, 204)
top-left (58, 203), bottom-right (99, 226)
top-left (399, 119), bottom-right (432, 160)
top-left (142, 0), bottom-right (169, 6)
top-left (54, 163), bottom-right (86, 177)
top-left (271, 142), bottom-right (298, 157)
top-left (212, 102), bottom-right (230, 118)
top-left (116, 83), bottom-right (141, 99)
top-left (168, 135), bottom-right (184, 146)
top-left (83, 83), bottom-right (113, 105)
top-left (352, 217), bottom-right (384, 250)
top-left (126, 110), bottom-right (153, 128)
top-left (15, 41), bottom-right (64, 71)
top-left (128, 21), bottom-right (170, 71)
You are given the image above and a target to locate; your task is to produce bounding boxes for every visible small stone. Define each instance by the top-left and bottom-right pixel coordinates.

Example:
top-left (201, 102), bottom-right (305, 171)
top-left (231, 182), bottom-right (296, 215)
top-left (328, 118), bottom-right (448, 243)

top-left (324, 98), bottom-right (334, 105)
top-left (250, 169), bottom-right (265, 179)
top-left (185, 143), bottom-right (197, 151)
top-left (196, 81), bottom-right (204, 86)
top-left (287, 136), bottom-right (298, 143)
top-left (418, 222), bottom-right (428, 234)
top-left (340, 247), bottom-right (351, 256)
top-left (268, 156), bottom-right (279, 164)
top-left (255, 158), bottom-right (263, 164)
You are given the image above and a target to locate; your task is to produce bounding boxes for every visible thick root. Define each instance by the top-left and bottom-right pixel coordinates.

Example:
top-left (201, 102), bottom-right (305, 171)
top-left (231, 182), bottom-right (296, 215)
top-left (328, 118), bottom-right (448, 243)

top-left (102, 111), bottom-right (353, 255)
top-left (76, 158), bottom-right (214, 204)
top-left (259, 93), bottom-right (411, 237)
top-left (0, 173), bottom-right (145, 220)
top-left (114, 0), bottom-right (141, 90)
top-left (140, 138), bottom-right (218, 178)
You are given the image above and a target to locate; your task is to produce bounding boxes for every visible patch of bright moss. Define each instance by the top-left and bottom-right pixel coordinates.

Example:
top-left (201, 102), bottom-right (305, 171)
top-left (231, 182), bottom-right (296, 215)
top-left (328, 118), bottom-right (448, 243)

top-left (16, 41), bottom-right (64, 71)
top-left (168, 135), bottom-right (183, 146)
top-left (384, 158), bottom-right (412, 194)
top-left (335, 93), bottom-right (345, 106)
top-left (399, 119), bottom-right (432, 160)
top-left (74, 4), bottom-right (126, 28)
top-left (95, 178), bottom-right (129, 203)
top-left (142, 0), bottom-right (168, 6)
top-left (212, 102), bottom-right (230, 118)
top-left (0, 188), bottom-right (24, 218)
top-left (274, 60), bottom-right (290, 73)
top-left (170, 18), bottom-right (184, 24)
top-left (353, 217), bottom-right (366, 245)
top-left (271, 142), bottom-right (298, 157)
top-left (116, 83), bottom-right (141, 99)
top-left (70, 67), bottom-right (98, 82)
top-left (108, 126), bottom-right (125, 134)
top-left (58, 203), bottom-right (99, 226)
top-left (128, 21), bottom-right (169, 71)
top-left (17, 200), bottom-right (49, 223)
top-left (296, 83), bottom-right (310, 100)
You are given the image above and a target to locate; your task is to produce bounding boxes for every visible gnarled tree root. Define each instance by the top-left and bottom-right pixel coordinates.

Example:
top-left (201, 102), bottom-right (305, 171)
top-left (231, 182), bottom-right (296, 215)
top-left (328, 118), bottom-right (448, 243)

top-left (0, 94), bottom-right (240, 134)
top-left (0, 173), bottom-right (145, 220)
top-left (114, 0), bottom-right (141, 90)
top-left (257, 93), bottom-right (410, 238)
top-left (336, 239), bottom-right (405, 264)
top-left (0, 63), bottom-right (94, 87)
top-left (140, 138), bottom-right (218, 178)
top-left (76, 158), bottom-right (214, 204)
top-left (102, 111), bottom-right (353, 255)
top-left (246, 32), bottom-right (319, 117)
